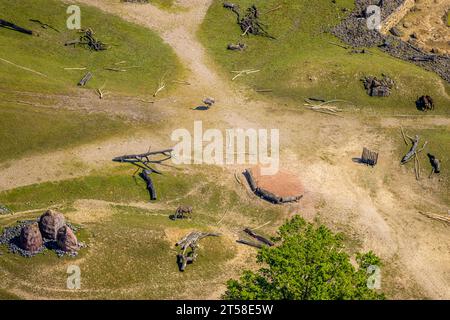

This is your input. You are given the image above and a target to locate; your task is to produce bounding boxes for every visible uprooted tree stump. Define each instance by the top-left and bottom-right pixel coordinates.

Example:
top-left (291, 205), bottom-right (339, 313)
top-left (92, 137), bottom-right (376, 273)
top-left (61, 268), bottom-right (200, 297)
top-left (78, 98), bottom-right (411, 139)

top-left (65, 28), bottom-right (107, 51)
top-left (175, 231), bottom-right (220, 271)
top-left (139, 169), bottom-right (156, 200)
top-left (224, 4), bottom-right (275, 39)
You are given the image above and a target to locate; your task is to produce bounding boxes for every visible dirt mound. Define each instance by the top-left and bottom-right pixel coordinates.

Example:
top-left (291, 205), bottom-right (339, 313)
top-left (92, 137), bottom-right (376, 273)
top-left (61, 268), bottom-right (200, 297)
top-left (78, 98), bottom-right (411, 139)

top-left (251, 166), bottom-right (304, 198)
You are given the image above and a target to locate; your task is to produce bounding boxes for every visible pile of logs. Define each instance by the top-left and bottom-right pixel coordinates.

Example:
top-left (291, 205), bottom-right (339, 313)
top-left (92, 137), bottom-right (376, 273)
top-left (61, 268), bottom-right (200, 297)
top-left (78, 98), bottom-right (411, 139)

top-left (362, 75), bottom-right (395, 97)
top-left (112, 148), bottom-right (173, 201)
top-left (175, 231), bottom-right (220, 271)
top-left (65, 28), bottom-right (107, 51)
top-left (224, 3), bottom-right (275, 39)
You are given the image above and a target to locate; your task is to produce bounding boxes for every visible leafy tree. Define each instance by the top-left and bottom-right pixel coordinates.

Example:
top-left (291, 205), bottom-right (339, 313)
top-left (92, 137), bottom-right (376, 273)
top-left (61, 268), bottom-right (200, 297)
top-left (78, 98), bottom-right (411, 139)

top-left (223, 216), bottom-right (385, 300)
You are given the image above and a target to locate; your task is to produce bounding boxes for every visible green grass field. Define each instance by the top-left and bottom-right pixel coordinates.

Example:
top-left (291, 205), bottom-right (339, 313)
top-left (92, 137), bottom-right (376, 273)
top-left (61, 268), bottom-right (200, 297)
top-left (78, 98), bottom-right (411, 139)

top-left (199, 0), bottom-right (450, 115)
top-left (0, 102), bottom-right (129, 163)
top-left (0, 166), bottom-right (283, 299)
top-left (0, 166), bottom-right (283, 226)
top-left (0, 0), bottom-right (183, 96)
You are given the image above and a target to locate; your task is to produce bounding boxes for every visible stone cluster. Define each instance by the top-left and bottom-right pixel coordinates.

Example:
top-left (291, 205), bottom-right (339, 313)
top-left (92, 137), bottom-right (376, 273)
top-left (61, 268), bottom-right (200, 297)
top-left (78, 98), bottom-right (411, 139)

top-left (0, 210), bottom-right (82, 257)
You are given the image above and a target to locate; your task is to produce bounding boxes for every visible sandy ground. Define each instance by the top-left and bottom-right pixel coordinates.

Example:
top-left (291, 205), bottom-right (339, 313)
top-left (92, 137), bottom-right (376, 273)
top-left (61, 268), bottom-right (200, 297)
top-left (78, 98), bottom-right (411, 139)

top-left (0, 0), bottom-right (449, 299)
top-left (396, 0), bottom-right (450, 54)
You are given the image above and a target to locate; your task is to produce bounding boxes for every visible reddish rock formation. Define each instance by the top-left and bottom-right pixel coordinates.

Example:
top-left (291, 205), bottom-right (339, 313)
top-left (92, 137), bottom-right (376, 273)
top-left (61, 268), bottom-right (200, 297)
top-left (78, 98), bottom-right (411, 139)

top-left (39, 210), bottom-right (65, 240)
top-left (20, 223), bottom-right (43, 252)
top-left (57, 226), bottom-right (78, 252)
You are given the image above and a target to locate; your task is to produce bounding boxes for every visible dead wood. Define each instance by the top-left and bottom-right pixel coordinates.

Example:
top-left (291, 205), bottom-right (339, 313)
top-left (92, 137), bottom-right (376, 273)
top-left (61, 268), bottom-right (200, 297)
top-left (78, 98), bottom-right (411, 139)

top-left (139, 169), bottom-right (156, 200)
top-left (153, 74), bottom-right (166, 97)
top-left (243, 169), bottom-right (257, 191)
top-left (224, 4), bottom-right (275, 39)
top-left (231, 69), bottom-right (260, 80)
top-left (176, 231), bottom-right (221, 271)
top-left (401, 135), bottom-right (420, 164)
top-left (255, 187), bottom-right (282, 204)
top-left (112, 148), bottom-right (173, 173)
top-left (29, 19), bottom-right (59, 32)
top-left (77, 72), bottom-right (92, 86)
top-left (419, 211), bottom-right (450, 225)
top-left (0, 57), bottom-right (47, 77)
top-left (244, 228), bottom-right (274, 246)
top-left (113, 148), bottom-right (173, 202)
top-left (236, 239), bottom-right (263, 248)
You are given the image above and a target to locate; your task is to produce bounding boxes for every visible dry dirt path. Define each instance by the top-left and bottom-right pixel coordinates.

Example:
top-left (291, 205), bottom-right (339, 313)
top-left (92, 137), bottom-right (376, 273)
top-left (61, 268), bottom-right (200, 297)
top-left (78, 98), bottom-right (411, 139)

top-left (0, 0), bottom-right (448, 299)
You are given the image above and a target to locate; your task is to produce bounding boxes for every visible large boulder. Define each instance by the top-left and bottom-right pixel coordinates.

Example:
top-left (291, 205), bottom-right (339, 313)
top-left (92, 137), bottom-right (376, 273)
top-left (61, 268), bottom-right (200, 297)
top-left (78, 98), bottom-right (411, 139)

top-left (39, 210), bottom-right (66, 240)
top-left (20, 223), bottom-right (43, 252)
top-left (57, 226), bottom-right (78, 252)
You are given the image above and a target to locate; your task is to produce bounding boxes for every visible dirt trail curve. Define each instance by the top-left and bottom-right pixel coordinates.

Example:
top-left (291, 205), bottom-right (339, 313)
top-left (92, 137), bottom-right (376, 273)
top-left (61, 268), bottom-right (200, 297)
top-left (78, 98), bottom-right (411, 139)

top-left (72, 0), bottom-right (236, 101)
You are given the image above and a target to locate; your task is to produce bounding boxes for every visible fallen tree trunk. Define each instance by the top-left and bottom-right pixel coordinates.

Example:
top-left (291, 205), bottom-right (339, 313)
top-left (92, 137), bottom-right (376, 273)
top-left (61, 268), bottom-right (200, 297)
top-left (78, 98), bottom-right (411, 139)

top-left (139, 169), bottom-right (156, 200)
top-left (255, 187), bottom-right (282, 204)
top-left (236, 239), bottom-right (263, 248)
top-left (78, 72), bottom-right (92, 86)
top-left (0, 19), bottom-right (33, 35)
top-left (244, 228), bottom-right (274, 246)
top-left (243, 169), bottom-right (257, 191)
top-left (401, 135), bottom-right (419, 164)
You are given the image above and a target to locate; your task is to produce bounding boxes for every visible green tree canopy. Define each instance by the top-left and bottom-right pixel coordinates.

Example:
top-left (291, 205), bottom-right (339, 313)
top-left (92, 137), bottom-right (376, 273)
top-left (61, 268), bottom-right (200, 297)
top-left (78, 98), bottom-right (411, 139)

top-left (223, 216), bottom-right (385, 300)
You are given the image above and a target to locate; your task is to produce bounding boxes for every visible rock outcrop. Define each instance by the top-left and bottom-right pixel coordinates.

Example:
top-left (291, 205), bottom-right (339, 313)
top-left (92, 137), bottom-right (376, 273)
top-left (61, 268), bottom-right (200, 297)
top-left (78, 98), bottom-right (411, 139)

top-left (56, 225), bottom-right (79, 252)
top-left (19, 222), bottom-right (43, 253)
top-left (39, 210), bottom-right (66, 240)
